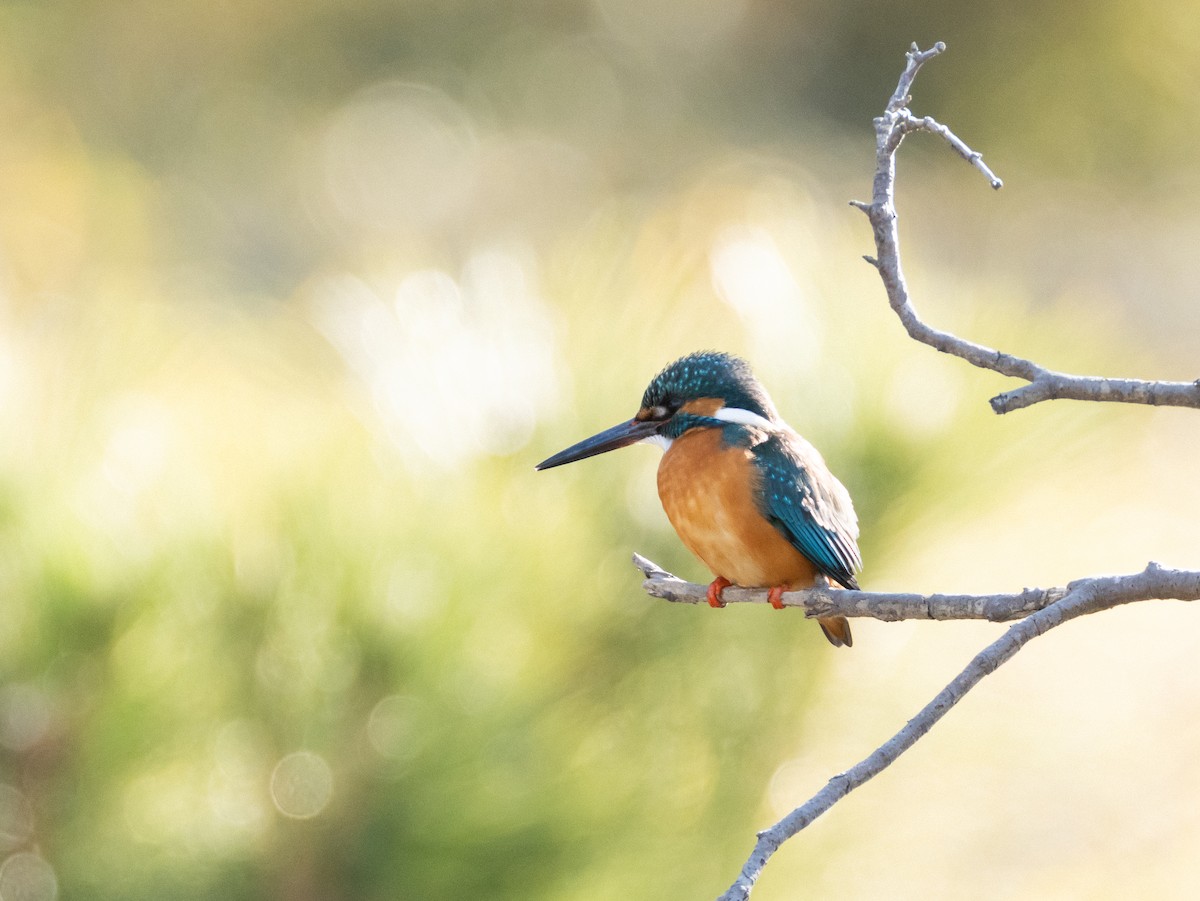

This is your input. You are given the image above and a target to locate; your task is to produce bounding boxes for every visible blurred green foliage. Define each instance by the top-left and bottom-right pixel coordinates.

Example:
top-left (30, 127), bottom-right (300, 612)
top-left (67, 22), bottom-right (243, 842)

top-left (0, 2), bottom-right (1198, 899)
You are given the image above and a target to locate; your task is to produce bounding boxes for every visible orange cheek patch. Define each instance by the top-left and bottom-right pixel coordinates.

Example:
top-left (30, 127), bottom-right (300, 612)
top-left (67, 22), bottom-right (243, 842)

top-left (680, 397), bottom-right (723, 416)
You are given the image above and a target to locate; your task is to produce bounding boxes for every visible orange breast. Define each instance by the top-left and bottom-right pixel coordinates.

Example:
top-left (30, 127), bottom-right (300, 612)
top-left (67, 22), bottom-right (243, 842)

top-left (656, 428), bottom-right (818, 589)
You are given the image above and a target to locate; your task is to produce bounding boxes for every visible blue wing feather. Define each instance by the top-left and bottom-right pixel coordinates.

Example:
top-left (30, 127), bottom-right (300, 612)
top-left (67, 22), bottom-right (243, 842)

top-left (750, 431), bottom-right (861, 589)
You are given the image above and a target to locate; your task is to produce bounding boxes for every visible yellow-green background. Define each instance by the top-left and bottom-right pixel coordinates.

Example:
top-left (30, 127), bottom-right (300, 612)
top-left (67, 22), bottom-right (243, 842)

top-left (1, 1), bottom-right (1199, 899)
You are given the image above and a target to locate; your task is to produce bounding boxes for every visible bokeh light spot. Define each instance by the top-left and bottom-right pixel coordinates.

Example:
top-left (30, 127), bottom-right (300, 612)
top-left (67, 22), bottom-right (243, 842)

top-left (767, 757), bottom-right (814, 819)
top-left (0, 685), bottom-right (52, 753)
top-left (0, 852), bottom-right (57, 901)
top-left (269, 751), bottom-right (333, 820)
top-left (0, 787), bottom-right (33, 853)
top-left (367, 695), bottom-right (426, 763)
top-left (99, 394), bottom-right (173, 496)
top-left (884, 354), bottom-right (963, 437)
top-left (309, 246), bottom-right (561, 467)
top-left (208, 720), bottom-right (271, 837)
top-left (321, 81), bottom-right (478, 232)
top-left (593, 0), bottom-right (749, 54)
top-left (122, 762), bottom-right (206, 846)
top-left (710, 224), bottom-right (822, 370)
top-left (380, 563), bottom-right (438, 629)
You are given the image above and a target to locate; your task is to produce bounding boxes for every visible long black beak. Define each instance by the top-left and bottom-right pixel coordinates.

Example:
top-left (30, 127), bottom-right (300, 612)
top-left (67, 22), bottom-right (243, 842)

top-left (536, 418), bottom-right (662, 470)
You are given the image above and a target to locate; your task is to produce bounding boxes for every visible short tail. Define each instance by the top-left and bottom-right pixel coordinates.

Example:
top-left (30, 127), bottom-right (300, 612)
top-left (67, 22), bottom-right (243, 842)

top-left (817, 616), bottom-right (853, 648)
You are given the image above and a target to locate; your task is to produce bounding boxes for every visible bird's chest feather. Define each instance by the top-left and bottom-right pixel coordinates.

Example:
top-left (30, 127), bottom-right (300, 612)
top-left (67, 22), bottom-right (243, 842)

top-left (656, 428), bottom-right (817, 588)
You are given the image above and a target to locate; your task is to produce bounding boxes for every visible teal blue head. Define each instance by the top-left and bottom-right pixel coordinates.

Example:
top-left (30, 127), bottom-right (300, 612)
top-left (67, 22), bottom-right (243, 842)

top-left (536, 351), bottom-right (778, 470)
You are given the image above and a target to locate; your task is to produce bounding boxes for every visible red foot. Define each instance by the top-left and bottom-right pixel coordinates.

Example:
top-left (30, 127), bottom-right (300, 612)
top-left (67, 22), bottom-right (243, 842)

top-left (768, 586), bottom-right (787, 610)
top-left (706, 576), bottom-right (732, 608)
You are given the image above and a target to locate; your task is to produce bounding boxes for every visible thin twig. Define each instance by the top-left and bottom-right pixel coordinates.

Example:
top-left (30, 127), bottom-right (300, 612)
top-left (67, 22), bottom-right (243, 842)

top-left (852, 42), bottom-right (1200, 414)
top-left (714, 562), bottom-right (1200, 901)
top-left (903, 113), bottom-right (1003, 189)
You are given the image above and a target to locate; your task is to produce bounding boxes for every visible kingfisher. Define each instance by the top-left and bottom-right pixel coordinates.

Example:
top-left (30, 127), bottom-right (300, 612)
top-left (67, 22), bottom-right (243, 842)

top-left (536, 351), bottom-right (861, 647)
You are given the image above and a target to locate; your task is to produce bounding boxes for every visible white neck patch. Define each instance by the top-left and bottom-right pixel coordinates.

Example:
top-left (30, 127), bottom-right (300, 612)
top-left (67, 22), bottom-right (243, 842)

top-left (639, 406), bottom-right (771, 454)
top-left (713, 406), bottom-right (774, 430)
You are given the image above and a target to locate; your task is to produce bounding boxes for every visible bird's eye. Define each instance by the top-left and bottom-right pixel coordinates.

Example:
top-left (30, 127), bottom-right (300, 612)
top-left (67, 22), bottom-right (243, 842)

top-left (638, 400), bottom-right (680, 422)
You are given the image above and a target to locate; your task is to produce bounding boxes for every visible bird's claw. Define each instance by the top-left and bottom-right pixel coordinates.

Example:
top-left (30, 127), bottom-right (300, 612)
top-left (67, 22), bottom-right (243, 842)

top-left (706, 576), bottom-right (732, 608)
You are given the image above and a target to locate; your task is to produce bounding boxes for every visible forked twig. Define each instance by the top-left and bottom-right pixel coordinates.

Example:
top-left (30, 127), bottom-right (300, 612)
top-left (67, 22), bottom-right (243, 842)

top-left (851, 42), bottom-right (1200, 415)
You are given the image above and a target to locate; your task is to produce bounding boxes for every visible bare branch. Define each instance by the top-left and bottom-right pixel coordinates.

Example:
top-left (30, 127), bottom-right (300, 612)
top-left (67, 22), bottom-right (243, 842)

top-left (634, 553), bottom-right (1070, 622)
top-left (853, 42), bottom-right (1200, 414)
top-left (635, 551), bottom-right (1200, 899)
top-left (714, 562), bottom-right (1200, 901)
top-left (990, 374), bottom-right (1200, 414)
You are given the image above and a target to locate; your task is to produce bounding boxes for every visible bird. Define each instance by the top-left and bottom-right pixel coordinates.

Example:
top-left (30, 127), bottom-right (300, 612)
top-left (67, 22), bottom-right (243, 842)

top-left (536, 351), bottom-right (861, 647)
